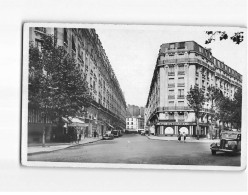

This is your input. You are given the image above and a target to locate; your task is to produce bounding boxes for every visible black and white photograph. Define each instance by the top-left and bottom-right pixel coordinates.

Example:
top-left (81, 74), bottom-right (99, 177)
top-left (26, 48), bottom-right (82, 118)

top-left (22, 23), bottom-right (246, 170)
top-left (0, 0), bottom-right (247, 192)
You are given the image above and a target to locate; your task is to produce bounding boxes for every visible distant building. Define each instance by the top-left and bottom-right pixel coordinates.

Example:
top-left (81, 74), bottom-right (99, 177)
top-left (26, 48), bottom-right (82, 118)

top-left (126, 105), bottom-right (145, 132)
top-left (145, 41), bottom-right (242, 138)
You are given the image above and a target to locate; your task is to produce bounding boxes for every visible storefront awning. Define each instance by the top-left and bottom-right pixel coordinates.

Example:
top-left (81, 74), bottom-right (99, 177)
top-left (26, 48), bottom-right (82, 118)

top-left (68, 117), bottom-right (89, 127)
top-left (108, 123), bottom-right (114, 128)
top-left (62, 117), bottom-right (70, 123)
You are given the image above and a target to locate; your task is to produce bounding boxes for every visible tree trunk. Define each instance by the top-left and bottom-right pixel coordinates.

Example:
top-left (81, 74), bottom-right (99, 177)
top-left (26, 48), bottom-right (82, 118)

top-left (196, 117), bottom-right (199, 140)
top-left (42, 127), bottom-right (46, 147)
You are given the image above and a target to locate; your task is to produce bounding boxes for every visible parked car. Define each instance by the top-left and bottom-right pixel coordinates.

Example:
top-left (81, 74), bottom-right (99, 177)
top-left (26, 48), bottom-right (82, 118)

top-left (111, 130), bottom-right (120, 137)
top-left (140, 130), bottom-right (145, 135)
top-left (210, 131), bottom-right (241, 155)
top-left (102, 132), bottom-right (114, 140)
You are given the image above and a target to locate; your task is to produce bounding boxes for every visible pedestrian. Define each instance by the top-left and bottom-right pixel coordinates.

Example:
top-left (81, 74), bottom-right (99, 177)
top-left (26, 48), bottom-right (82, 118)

top-left (183, 132), bottom-right (186, 143)
top-left (76, 133), bottom-right (80, 144)
top-left (79, 133), bottom-right (82, 142)
top-left (178, 133), bottom-right (181, 142)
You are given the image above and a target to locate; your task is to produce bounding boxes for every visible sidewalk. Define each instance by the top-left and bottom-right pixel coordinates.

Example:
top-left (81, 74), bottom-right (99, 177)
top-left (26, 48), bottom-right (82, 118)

top-left (146, 135), bottom-right (220, 143)
top-left (28, 137), bottom-right (102, 155)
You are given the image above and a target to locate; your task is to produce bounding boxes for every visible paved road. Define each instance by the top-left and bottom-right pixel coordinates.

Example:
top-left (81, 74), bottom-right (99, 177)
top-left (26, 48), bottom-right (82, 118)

top-left (28, 134), bottom-right (240, 166)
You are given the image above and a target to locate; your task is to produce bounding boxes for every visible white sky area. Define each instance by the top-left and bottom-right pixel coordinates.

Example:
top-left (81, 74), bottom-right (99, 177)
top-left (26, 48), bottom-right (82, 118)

top-left (95, 26), bottom-right (246, 107)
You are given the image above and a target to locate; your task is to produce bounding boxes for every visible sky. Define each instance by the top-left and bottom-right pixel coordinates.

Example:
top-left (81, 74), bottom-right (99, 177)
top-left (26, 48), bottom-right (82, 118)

top-left (95, 25), bottom-right (246, 107)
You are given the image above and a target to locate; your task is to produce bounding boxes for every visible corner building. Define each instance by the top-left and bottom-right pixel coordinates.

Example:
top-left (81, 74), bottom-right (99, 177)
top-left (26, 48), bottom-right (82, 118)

top-left (145, 41), bottom-right (242, 138)
top-left (28, 27), bottom-right (127, 143)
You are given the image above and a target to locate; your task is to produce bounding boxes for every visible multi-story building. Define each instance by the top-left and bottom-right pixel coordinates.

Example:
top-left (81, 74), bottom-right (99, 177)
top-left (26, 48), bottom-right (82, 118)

top-left (145, 41), bottom-right (242, 138)
top-left (126, 117), bottom-right (138, 132)
top-left (126, 105), bottom-right (145, 132)
top-left (28, 27), bottom-right (127, 143)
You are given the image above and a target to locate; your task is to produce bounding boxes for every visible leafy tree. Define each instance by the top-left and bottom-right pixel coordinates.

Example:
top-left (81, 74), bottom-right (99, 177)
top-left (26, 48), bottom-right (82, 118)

top-left (206, 86), bottom-right (223, 139)
top-left (187, 85), bottom-right (206, 140)
top-left (29, 34), bottom-right (91, 145)
top-left (215, 88), bottom-right (242, 132)
top-left (231, 88), bottom-right (242, 130)
top-left (205, 31), bottom-right (244, 45)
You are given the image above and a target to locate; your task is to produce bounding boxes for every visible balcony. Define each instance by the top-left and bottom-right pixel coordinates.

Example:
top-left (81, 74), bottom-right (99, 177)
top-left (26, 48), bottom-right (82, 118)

top-left (177, 83), bottom-right (185, 87)
top-left (168, 95), bottom-right (175, 99)
top-left (178, 71), bottom-right (185, 75)
top-left (157, 106), bottom-right (191, 112)
top-left (177, 95), bottom-right (185, 99)
top-left (168, 83), bottom-right (175, 88)
top-left (168, 72), bottom-right (175, 76)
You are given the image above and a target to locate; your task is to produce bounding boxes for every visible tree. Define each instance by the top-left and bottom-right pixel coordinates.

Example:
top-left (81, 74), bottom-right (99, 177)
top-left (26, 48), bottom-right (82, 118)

top-left (231, 88), bottom-right (242, 130)
top-left (187, 85), bottom-right (207, 140)
top-left (29, 34), bottom-right (91, 145)
top-left (205, 31), bottom-right (244, 45)
top-left (206, 86), bottom-right (223, 139)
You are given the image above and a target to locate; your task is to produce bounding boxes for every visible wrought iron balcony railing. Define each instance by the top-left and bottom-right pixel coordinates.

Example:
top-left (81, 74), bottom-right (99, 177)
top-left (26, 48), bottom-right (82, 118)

top-left (168, 83), bottom-right (175, 88)
top-left (157, 106), bottom-right (191, 112)
top-left (168, 95), bottom-right (175, 99)
top-left (168, 72), bottom-right (175, 76)
top-left (178, 71), bottom-right (185, 75)
top-left (177, 95), bottom-right (185, 99)
top-left (177, 83), bottom-right (185, 87)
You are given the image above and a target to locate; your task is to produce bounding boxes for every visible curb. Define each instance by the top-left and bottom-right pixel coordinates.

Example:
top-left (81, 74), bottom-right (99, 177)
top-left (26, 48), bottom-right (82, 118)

top-left (145, 135), bottom-right (217, 143)
top-left (28, 139), bottom-right (102, 156)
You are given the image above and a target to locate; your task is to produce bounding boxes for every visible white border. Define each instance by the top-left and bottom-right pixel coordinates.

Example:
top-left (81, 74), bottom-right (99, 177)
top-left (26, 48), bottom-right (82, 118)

top-left (21, 22), bottom-right (247, 171)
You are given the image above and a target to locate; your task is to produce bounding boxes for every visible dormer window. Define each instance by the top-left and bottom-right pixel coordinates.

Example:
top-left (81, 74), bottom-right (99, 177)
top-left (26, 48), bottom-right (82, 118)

top-left (169, 43), bottom-right (175, 50)
top-left (178, 42), bottom-right (185, 49)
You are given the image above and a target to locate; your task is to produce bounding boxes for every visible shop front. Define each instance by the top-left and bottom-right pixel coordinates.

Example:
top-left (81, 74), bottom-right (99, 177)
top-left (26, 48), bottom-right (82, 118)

top-left (155, 121), bottom-right (196, 137)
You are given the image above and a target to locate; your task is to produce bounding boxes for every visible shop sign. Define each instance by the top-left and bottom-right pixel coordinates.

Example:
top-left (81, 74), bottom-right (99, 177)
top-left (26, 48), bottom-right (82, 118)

top-left (157, 122), bottom-right (196, 126)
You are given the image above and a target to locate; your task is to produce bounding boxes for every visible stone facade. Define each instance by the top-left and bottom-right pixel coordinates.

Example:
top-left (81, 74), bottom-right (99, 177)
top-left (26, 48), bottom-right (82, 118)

top-left (28, 27), bottom-right (126, 143)
top-left (145, 41), bottom-right (242, 138)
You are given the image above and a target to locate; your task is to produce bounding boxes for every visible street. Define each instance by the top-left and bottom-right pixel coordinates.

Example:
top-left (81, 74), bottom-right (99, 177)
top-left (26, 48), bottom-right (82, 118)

top-left (28, 134), bottom-right (241, 166)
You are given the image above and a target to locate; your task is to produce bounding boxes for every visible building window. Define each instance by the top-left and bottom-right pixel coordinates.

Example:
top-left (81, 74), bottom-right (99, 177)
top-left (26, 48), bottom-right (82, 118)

top-left (169, 101), bottom-right (174, 107)
top-left (178, 101), bottom-right (184, 107)
top-left (169, 65), bottom-right (175, 72)
top-left (35, 27), bottom-right (46, 33)
top-left (169, 43), bottom-right (175, 50)
top-left (169, 113), bottom-right (174, 120)
top-left (169, 90), bottom-right (174, 95)
top-left (178, 65), bottom-right (184, 71)
top-left (178, 42), bottom-right (185, 49)
top-left (169, 78), bottom-right (174, 83)
top-left (178, 89), bottom-right (184, 96)
top-left (178, 77), bottom-right (184, 83)
top-left (64, 29), bottom-right (68, 44)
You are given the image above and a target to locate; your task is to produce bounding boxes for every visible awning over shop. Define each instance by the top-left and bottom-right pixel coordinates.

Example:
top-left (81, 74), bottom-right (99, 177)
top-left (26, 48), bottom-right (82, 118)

top-left (107, 123), bottom-right (114, 128)
top-left (62, 117), bottom-right (70, 123)
top-left (68, 117), bottom-right (89, 127)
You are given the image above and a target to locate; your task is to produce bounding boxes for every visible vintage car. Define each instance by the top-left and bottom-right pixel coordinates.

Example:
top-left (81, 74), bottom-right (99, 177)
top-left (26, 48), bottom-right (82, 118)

top-left (102, 131), bottom-right (114, 140)
top-left (111, 130), bottom-right (120, 137)
top-left (140, 130), bottom-right (145, 135)
top-left (210, 131), bottom-right (241, 155)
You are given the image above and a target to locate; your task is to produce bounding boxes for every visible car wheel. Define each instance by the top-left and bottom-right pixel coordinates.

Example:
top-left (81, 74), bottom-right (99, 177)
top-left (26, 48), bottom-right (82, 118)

top-left (211, 150), bottom-right (216, 155)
